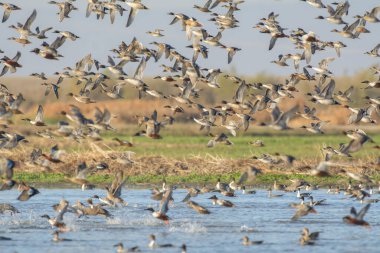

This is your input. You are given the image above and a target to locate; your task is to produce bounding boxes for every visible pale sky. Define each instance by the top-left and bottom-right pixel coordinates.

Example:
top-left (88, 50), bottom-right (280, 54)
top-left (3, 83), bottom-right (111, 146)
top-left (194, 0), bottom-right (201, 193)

top-left (1, 0), bottom-right (379, 78)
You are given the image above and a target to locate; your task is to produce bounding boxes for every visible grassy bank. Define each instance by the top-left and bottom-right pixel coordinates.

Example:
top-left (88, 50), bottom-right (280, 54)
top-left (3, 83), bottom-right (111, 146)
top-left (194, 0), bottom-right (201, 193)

top-left (14, 171), bottom-right (380, 188)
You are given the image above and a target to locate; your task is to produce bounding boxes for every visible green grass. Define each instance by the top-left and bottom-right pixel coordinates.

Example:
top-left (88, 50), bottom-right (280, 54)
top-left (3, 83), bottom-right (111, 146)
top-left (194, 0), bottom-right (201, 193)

top-left (14, 171), bottom-right (380, 187)
top-left (97, 133), bottom-right (380, 160)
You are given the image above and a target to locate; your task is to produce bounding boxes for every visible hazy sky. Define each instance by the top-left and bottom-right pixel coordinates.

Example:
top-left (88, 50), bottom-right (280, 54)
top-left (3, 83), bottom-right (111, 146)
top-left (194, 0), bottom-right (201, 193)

top-left (1, 0), bottom-right (379, 78)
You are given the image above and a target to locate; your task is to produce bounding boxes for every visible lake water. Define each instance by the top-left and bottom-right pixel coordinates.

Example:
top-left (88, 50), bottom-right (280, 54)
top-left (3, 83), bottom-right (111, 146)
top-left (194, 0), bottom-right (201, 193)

top-left (0, 188), bottom-right (379, 253)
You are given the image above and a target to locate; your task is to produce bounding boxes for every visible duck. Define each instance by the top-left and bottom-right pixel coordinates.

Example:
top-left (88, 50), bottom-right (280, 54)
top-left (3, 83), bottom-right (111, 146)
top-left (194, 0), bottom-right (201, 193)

top-left (104, 171), bottom-right (128, 206)
top-left (22, 105), bottom-right (46, 126)
top-left (343, 204), bottom-right (370, 227)
top-left (75, 199), bottom-right (112, 218)
top-left (356, 6), bottom-right (380, 23)
top-left (41, 201), bottom-right (69, 232)
top-left (53, 30), bottom-right (80, 41)
top-left (300, 0), bottom-right (325, 9)
top-left (335, 85), bottom-right (353, 102)
top-left (17, 182), bottom-right (39, 201)
top-left (34, 26), bottom-right (52, 39)
top-left (208, 195), bottom-right (235, 207)
top-left (146, 29), bottom-right (164, 37)
top-left (113, 242), bottom-right (140, 253)
top-left (186, 200), bottom-right (210, 214)
top-left (125, 0), bottom-right (148, 27)
top-left (65, 162), bottom-right (95, 190)
top-left (273, 180), bottom-right (285, 191)
top-left (52, 231), bottom-right (72, 242)
top-left (300, 122), bottom-right (326, 134)
top-left (0, 158), bottom-right (16, 190)
top-left (268, 188), bottom-right (283, 198)
top-left (296, 188), bottom-right (311, 199)
top-left (331, 19), bottom-right (360, 38)
top-left (291, 204), bottom-right (317, 221)
top-left (8, 9), bottom-right (36, 39)
top-left (194, 0), bottom-right (212, 13)
top-left (7, 37), bottom-right (31, 46)
top-left (299, 227), bottom-right (319, 246)
top-left (241, 236), bottom-right (263, 246)
top-left (289, 197), bottom-right (305, 208)
top-left (308, 196), bottom-right (326, 206)
top-left (181, 244), bottom-right (187, 253)
top-left (0, 203), bottom-right (19, 214)
top-left (112, 137), bottom-right (133, 147)
top-left (327, 186), bottom-right (340, 194)
top-left (67, 92), bottom-right (96, 104)
top-left (148, 234), bottom-right (174, 248)
top-left (0, 51), bottom-right (22, 76)
top-left (0, 3), bottom-right (20, 23)
top-left (315, 1), bottom-right (349, 24)
top-left (145, 188), bottom-right (173, 224)
top-left (241, 186), bottom-right (256, 195)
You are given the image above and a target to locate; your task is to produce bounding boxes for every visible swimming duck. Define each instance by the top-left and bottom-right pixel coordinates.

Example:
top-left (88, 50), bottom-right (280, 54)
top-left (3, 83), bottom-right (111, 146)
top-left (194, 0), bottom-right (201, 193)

top-left (343, 204), bottom-right (370, 227)
top-left (241, 186), bottom-right (256, 195)
top-left (186, 200), bottom-right (210, 214)
top-left (299, 227), bottom-right (319, 245)
top-left (325, 186), bottom-right (339, 194)
top-left (241, 236), bottom-right (263, 246)
top-left (74, 199), bottom-right (112, 218)
top-left (268, 188), bottom-right (283, 198)
top-left (148, 234), bottom-right (174, 248)
top-left (181, 244), bottom-right (187, 253)
top-left (114, 242), bottom-right (140, 253)
top-left (52, 231), bottom-right (71, 242)
top-left (208, 195), bottom-right (235, 207)
top-left (308, 196), bottom-right (326, 206)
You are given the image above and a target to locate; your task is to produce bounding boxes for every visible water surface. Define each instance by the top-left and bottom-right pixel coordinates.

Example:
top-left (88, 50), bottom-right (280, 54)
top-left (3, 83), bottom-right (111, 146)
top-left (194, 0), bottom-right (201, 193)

top-left (0, 188), bottom-right (379, 253)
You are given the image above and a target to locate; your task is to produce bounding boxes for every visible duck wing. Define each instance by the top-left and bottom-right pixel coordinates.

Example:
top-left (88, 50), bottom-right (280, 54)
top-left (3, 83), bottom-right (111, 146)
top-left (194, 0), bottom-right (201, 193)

top-left (159, 189), bottom-right (172, 215)
top-left (34, 105), bottom-right (44, 123)
top-left (23, 9), bottom-right (37, 29)
top-left (357, 204), bottom-right (370, 220)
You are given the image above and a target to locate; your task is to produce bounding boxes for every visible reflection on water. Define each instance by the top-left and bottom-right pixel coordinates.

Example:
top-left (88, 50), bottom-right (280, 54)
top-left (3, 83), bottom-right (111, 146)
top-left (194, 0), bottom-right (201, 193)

top-left (0, 188), bottom-right (379, 253)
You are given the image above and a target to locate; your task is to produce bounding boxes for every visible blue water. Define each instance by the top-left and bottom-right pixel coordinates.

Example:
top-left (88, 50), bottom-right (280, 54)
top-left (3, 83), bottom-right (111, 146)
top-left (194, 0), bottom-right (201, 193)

top-left (0, 188), bottom-right (379, 253)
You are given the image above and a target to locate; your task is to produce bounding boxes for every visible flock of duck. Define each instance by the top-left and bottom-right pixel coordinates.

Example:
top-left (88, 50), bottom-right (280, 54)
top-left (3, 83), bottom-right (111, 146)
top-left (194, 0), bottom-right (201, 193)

top-left (0, 0), bottom-right (379, 251)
